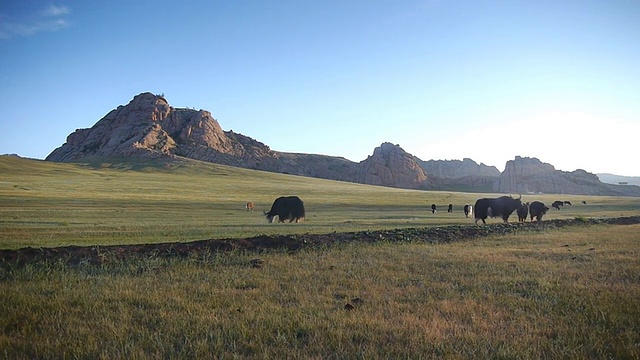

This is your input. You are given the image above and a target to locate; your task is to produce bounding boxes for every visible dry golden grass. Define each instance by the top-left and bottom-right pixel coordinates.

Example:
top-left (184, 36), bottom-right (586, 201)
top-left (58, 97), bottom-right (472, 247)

top-left (1, 224), bottom-right (638, 358)
top-left (2, 156), bottom-right (639, 358)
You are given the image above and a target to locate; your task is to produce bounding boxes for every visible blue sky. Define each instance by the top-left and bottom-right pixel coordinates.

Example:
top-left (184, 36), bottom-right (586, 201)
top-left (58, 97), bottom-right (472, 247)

top-left (1, 0), bottom-right (639, 176)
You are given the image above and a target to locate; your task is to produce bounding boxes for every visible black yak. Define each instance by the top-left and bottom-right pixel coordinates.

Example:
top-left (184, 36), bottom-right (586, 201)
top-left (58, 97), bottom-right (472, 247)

top-left (264, 196), bottom-right (305, 223)
top-left (431, 204), bottom-right (437, 214)
top-left (517, 202), bottom-right (529, 222)
top-left (529, 201), bottom-right (549, 222)
top-left (474, 195), bottom-right (522, 225)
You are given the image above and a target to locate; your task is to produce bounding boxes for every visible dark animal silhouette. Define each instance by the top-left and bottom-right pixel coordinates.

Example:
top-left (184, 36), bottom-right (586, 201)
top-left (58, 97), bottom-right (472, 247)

top-left (474, 195), bottom-right (522, 225)
top-left (529, 201), bottom-right (550, 222)
top-left (517, 202), bottom-right (529, 222)
top-left (564, 201), bottom-right (572, 205)
top-left (463, 204), bottom-right (472, 218)
top-left (431, 204), bottom-right (437, 214)
top-left (447, 204), bottom-right (453, 213)
top-left (552, 201), bottom-right (564, 210)
top-left (264, 196), bottom-right (305, 223)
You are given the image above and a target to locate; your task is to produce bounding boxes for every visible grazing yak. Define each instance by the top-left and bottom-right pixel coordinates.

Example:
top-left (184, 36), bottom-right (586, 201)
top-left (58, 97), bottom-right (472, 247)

top-left (474, 195), bottom-right (522, 225)
top-left (517, 202), bottom-right (529, 222)
top-left (529, 201), bottom-right (549, 222)
top-left (552, 200), bottom-right (564, 210)
top-left (431, 204), bottom-right (437, 214)
top-left (463, 204), bottom-right (472, 218)
top-left (447, 204), bottom-right (453, 213)
top-left (264, 196), bottom-right (305, 223)
top-left (564, 201), bottom-right (572, 206)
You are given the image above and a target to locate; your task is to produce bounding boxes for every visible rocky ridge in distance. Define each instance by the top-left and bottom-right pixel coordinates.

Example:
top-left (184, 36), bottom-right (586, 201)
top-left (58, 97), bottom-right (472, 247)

top-left (46, 93), bottom-right (640, 196)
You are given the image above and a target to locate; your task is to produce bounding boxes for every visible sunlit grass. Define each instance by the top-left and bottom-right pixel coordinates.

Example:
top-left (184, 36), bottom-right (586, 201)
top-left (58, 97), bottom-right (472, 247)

top-left (2, 156), bottom-right (639, 249)
top-left (1, 225), bottom-right (638, 358)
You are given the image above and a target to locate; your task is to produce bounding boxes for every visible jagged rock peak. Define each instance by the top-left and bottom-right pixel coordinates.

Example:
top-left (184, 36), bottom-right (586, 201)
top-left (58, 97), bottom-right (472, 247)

top-left (46, 92), bottom-right (239, 162)
top-left (129, 92), bottom-right (168, 106)
top-left (45, 93), bottom-right (353, 181)
top-left (121, 92), bottom-right (172, 122)
top-left (373, 142), bottom-right (402, 155)
top-left (356, 142), bottom-right (428, 189)
top-left (508, 156), bottom-right (555, 171)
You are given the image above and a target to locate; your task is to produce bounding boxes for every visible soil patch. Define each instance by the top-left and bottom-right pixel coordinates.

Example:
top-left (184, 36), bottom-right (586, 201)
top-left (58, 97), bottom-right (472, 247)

top-left (1, 216), bottom-right (639, 269)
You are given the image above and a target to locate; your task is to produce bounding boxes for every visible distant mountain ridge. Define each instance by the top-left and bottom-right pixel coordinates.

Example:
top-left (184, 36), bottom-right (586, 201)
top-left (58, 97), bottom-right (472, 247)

top-left (597, 173), bottom-right (640, 187)
top-left (46, 93), bottom-right (640, 196)
top-left (496, 156), bottom-right (639, 196)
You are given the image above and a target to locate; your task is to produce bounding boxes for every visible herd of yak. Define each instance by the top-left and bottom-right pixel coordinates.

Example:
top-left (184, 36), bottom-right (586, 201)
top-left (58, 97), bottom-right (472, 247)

top-left (425, 195), bottom-right (573, 224)
top-left (251, 195), bottom-right (581, 225)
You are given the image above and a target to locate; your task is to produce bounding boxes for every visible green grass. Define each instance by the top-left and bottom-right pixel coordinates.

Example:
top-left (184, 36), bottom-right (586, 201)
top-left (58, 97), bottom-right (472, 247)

top-left (1, 156), bottom-right (639, 358)
top-left (1, 225), bottom-right (638, 358)
top-left (2, 156), bottom-right (639, 249)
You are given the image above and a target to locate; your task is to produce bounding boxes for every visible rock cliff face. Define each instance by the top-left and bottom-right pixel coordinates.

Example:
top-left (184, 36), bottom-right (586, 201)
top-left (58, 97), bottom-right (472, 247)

top-left (46, 93), bottom-right (639, 196)
top-left (496, 156), bottom-right (640, 196)
top-left (415, 158), bottom-right (499, 192)
top-left (355, 143), bottom-right (429, 189)
top-left (418, 158), bottom-right (500, 179)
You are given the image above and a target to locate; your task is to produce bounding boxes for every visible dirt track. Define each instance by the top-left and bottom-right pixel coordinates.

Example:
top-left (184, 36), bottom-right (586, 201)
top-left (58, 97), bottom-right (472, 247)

top-left (1, 216), bottom-right (639, 269)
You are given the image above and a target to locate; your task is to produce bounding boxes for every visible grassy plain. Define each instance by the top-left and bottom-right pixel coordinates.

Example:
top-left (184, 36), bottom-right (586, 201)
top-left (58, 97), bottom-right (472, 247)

top-left (2, 156), bottom-right (639, 249)
top-left (1, 156), bottom-right (640, 358)
top-left (1, 224), bottom-right (639, 358)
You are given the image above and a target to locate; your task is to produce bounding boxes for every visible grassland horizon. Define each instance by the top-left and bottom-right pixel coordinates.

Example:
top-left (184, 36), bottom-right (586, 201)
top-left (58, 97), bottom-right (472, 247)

top-left (2, 156), bottom-right (640, 250)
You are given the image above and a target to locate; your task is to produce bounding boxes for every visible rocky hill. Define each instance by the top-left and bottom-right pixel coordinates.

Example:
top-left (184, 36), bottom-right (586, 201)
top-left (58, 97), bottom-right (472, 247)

top-left (46, 93), bottom-right (357, 182)
top-left (418, 158), bottom-right (500, 179)
top-left (415, 158), bottom-right (500, 192)
top-left (46, 93), bottom-right (640, 196)
top-left (495, 156), bottom-right (640, 196)
top-left (355, 143), bottom-right (429, 189)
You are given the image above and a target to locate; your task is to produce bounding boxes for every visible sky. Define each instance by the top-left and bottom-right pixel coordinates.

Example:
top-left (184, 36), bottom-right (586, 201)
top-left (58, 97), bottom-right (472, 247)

top-left (1, 0), bottom-right (639, 176)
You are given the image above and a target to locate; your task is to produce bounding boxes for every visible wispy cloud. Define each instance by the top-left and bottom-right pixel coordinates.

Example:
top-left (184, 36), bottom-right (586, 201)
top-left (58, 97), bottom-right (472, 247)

top-left (43, 4), bottom-right (70, 17)
top-left (0, 4), bottom-right (71, 40)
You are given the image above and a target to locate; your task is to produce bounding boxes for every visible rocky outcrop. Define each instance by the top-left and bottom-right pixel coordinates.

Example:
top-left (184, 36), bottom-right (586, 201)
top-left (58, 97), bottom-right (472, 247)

top-left (46, 93), bottom-right (357, 181)
top-left (47, 93), bottom-right (227, 161)
top-left (45, 93), bottom-right (639, 196)
top-left (355, 143), bottom-right (429, 189)
top-left (496, 156), bottom-right (640, 196)
top-left (415, 158), bottom-right (500, 192)
top-left (418, 158), bottom-right (500, 179)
